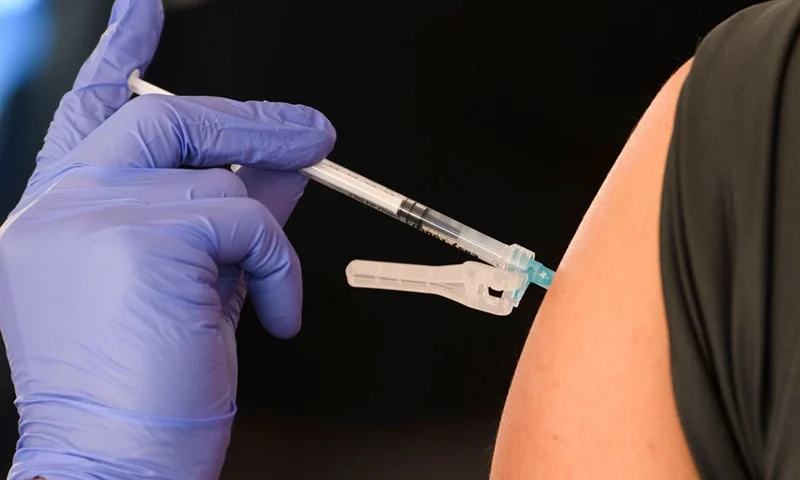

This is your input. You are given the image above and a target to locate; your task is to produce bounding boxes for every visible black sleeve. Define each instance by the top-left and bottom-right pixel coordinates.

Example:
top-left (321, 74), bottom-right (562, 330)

top-left (661, 0), bottom-right (800, 478)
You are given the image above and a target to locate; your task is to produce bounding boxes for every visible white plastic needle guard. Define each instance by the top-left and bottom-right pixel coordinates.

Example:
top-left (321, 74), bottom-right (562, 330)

top-left (346, 260), bottom-right (527, 316)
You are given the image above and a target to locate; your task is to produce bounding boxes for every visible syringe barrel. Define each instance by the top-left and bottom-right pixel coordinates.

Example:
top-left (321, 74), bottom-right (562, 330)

top-left (302, 160), bottom-right (407, 218)
top-left (301, 160), bottom-right (511, 268)
top-left (400, 204), bottom-right (510, 268)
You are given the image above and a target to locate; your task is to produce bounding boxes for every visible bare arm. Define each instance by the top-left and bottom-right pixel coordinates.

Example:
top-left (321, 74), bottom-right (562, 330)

top-left (490, 60), bottom-right (698, 479)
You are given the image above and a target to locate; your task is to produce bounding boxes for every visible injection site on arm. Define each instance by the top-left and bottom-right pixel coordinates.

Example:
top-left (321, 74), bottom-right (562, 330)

top-left (127, 72), bottom-right (555, 316)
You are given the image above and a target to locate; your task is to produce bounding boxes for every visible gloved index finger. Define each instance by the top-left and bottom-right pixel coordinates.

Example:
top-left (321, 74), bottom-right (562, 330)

top-left (59, 94), bottom-right (336, 173)
top-left (36, 0), bottom-right (163, 169)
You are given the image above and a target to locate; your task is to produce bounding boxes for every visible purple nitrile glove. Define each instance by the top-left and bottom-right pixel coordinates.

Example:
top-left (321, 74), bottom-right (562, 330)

top-left (0, 1), bottom-right (335, 479)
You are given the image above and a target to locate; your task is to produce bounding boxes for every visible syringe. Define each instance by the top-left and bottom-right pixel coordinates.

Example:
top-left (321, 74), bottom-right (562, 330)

top-left (127, 74), bottom-right (555, 296)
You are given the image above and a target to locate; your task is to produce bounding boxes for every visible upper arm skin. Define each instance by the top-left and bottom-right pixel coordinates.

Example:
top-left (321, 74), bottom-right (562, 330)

top-left (490, 59), bottom-right (698, 480)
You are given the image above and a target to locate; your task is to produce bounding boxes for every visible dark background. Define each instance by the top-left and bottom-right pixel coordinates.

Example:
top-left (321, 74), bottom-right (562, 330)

top-left (0, 0), bottom-right (759, 478)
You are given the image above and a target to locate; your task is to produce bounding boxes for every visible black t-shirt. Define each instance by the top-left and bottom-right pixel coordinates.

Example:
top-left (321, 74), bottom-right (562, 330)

top-left (661, 0), bottom-right (800, 477)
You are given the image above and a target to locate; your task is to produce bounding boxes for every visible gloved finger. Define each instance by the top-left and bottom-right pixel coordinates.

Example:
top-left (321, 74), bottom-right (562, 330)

top-left (216, 170), bottom-right (308, 332)
top-left (169, 197), bottom-right (304, 339)
top-left (52, 167), bottom-right (248, 203)
top-left (46, 95), bottom-right (335, 182)
top-left (36, 0), bottom-right (163, 168)
top-left (235, 168), bottom-right (309, 226)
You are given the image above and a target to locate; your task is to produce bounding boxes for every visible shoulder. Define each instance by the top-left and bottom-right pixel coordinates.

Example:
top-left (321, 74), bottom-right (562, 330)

top-left (490, 59), bottom-right (695, 479)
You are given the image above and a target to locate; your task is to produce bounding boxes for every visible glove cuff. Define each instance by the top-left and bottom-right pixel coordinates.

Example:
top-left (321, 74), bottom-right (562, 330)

top-left (9, 395), bottom-right (235, 480)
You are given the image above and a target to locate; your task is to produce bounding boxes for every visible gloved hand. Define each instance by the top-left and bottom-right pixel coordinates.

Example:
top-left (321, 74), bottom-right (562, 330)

top-left (0, 1), bottom-right (335, 478)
